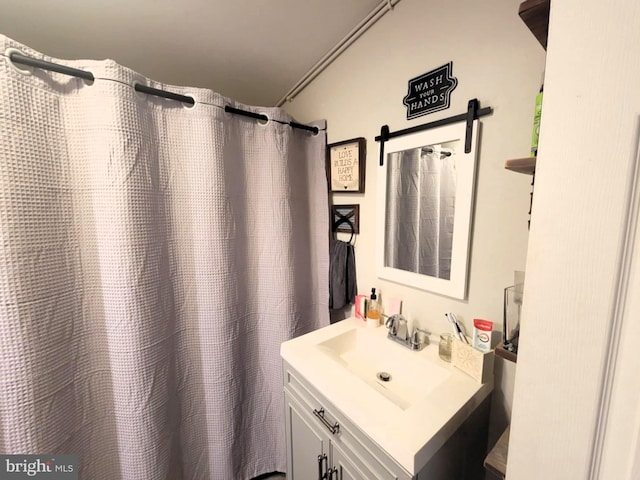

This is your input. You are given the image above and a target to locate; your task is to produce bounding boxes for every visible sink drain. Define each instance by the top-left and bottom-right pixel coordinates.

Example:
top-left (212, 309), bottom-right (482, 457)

top-left (377, 372), bottom-right (392, 382)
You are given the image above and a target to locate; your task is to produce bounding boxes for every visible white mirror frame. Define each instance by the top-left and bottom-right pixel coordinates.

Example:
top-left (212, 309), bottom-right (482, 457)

top-left (376, 120), bottom-right (479, 299)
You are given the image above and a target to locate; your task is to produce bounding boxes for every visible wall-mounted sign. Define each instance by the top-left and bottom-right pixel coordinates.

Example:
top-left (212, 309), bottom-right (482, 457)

top-left (327, 137), bottom-right (366, 193)
top-left (403, 62), bottom-right (458, 120)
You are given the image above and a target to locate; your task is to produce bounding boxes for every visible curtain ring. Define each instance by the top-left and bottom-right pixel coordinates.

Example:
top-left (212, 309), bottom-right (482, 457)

top-left (386, 0), bottom-right (393, 11)
top-left (5, 48), bottom-right (33, 76)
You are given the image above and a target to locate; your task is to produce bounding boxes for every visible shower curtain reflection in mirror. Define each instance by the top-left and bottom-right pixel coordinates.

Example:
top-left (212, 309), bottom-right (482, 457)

top-left (385, 141), bottom-right (457, 279)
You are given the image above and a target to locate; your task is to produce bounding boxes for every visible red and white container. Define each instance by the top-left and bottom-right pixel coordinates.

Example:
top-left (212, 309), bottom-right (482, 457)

top-left (472, 319), bottom-right (493, 352)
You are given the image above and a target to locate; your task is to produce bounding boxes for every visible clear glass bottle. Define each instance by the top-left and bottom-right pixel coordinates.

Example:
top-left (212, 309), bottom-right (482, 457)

top-left (439, 333), bottom-right (453, 362)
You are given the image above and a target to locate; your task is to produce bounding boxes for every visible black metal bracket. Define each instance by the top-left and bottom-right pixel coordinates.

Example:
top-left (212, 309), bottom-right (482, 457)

top-left (379, 125), bottom-right (390, 166)
top-left (375, 98), bottom-right (492, 166)
top-left (465, 99), bottom-right (479, 153)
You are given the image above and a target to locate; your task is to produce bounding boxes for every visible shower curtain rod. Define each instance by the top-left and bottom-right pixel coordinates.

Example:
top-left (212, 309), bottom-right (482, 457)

top-left (7, 51), bottom-right (320, 135)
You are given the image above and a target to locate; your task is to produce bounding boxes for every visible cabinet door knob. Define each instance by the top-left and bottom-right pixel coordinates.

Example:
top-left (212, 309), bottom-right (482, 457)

top-left (313, 408), bottom-right (340, 435)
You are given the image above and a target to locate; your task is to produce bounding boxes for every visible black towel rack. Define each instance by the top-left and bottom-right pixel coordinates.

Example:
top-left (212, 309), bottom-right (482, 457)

top-left (333, 213), bottom-right (356, 244)
top-left (331, 205), bottom-right (359, 245)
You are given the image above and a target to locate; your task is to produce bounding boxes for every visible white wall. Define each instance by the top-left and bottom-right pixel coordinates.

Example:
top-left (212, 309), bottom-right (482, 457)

top-left (283, 0), bottom-right (545, 447)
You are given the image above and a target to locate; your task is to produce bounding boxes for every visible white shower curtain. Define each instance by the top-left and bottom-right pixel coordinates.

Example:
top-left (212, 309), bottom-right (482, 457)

top-left (0, 35), bottom-right (329, 480)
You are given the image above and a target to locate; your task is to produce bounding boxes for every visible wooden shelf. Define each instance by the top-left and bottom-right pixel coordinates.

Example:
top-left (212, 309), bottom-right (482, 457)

top-left (484, 426), bottom-right (510, 479)
top-left (504, 156), bottom-right (536, 175)
top-left (519, 0), bottom-right (550, 49)
top-left (495, 343), bottom-right (518, 363)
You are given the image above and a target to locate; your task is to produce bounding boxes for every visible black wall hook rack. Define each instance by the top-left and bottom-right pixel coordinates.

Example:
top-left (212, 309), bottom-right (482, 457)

top-left (375, 98), bottom-right (492, 166)
top-left (331, 205), bottom-right (359, 244)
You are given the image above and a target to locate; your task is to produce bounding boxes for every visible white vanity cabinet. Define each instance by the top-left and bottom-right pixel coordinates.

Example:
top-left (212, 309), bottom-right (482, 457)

top-left (283, 361), bottom-right (412, 480)
top-left (281, 319), bottom-right (493, 479)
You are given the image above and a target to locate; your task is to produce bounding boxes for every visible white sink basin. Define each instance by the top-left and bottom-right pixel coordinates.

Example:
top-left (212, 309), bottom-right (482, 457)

top-left (281, 318), bottom-right (493, 474)
top-left (317, 327), bottom-right (450, 410)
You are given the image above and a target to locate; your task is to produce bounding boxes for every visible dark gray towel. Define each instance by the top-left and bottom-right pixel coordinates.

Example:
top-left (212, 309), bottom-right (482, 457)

top-left (329, 240), bottom-right (357, 310)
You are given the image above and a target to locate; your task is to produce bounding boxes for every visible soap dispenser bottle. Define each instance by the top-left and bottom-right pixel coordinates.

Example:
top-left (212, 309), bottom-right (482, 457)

top-left (366, 288), bottom-right (382, 327)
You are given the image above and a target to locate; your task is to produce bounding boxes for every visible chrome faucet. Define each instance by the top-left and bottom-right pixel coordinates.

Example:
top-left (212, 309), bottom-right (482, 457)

top-left (410, 328), bottom-right (431, 350)
top-left (384, 314), bottom-right (431, 351)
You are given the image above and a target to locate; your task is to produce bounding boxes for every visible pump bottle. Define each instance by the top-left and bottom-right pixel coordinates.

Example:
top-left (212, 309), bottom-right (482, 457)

top-left (366, 288), bottom-right (381, 327)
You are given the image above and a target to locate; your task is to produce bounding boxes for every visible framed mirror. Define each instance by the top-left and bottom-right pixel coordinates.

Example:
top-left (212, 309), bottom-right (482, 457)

top-left (376, 120), bottom-right (479, 299)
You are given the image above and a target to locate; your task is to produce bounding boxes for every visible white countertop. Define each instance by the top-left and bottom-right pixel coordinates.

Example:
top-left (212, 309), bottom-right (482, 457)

top-left (280, 317), bottom-right (493, 475)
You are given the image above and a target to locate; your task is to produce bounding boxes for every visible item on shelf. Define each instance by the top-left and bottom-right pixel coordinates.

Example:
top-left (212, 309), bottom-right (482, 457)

top-left (530, 84), bottom-right (543, 156)
top-left (503, 284), bottom-right (524, 353)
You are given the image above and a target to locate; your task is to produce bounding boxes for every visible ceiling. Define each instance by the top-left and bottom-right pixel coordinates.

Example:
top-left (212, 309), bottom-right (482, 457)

top-left (0, 0), bottom-right (383, 106)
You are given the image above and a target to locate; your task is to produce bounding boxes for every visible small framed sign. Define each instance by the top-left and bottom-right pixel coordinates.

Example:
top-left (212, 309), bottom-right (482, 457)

top-left (327, 137), bottom-right (366, 193)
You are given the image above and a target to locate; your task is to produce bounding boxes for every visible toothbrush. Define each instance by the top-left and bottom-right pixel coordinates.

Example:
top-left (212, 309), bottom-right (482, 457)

top-left (451, 313), bottom-right (470, 344)
top-left (448, 312), bottom-right (470, 344)
top-left (445, 313), bottom-right (461, 340)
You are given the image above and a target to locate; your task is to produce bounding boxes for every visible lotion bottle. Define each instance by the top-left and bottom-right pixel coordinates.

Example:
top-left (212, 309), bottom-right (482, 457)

top-left (366, 288), bottom-right (381, 327)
